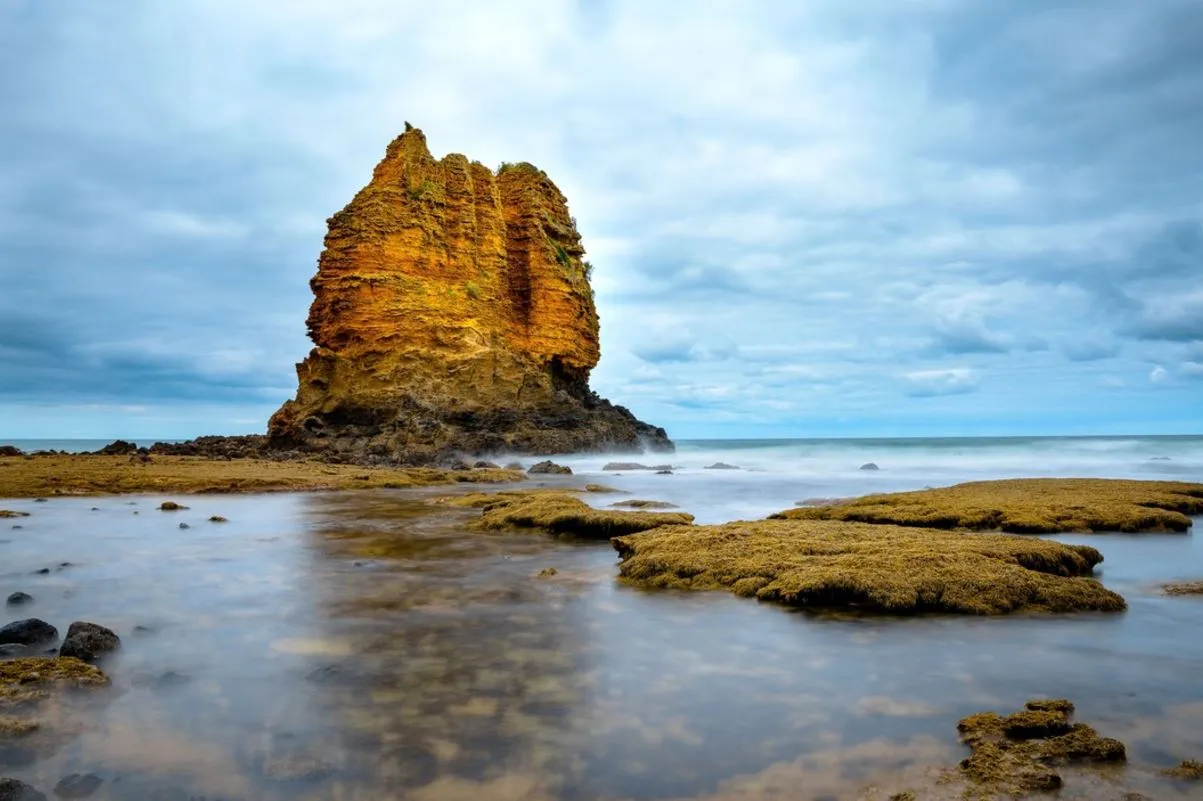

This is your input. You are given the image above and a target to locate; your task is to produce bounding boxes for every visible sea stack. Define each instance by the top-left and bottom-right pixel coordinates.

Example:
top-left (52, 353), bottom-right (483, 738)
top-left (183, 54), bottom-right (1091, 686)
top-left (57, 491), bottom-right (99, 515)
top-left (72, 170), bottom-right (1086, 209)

top-left (268, 125), bottom-right (672, 464)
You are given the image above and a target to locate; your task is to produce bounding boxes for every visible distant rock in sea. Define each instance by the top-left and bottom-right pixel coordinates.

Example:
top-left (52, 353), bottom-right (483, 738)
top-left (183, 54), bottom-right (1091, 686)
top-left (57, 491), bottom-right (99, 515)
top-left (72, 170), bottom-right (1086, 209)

top-left (259, 125), bottom-right (672, 464)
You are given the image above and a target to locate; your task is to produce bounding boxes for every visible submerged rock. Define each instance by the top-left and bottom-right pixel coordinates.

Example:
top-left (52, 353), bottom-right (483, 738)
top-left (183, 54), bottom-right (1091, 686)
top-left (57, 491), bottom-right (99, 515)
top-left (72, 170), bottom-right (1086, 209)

top-left (207, 515), bottom-right (228, 523)
top-left (610, 499), bottom-right (679, 510)
top-left (0, 778), bottom-right (47, 801)
top-left (527, 460), bottom-right (572, 475)
top-left (777, 478), bottom-right (1203, 534)
top-left (0, 512), bottom-right (28, 519)
top-left (704, 462), bottom-right (740, 470)
top-left (58, 622), bottom-right (120, 664)
top-left (52, 774), bottom-right (103, 799)
top-left (0, 620), bottom-right (57, 648)
top-left (157, 501), bottom-right (187, 511)
top-left (503, 462), bottom-right (525, 471)
top-left (1162, 759), bottom-right (1203, 780)
top-left (859, 462), bottom-right (880, 471)
top-left (4, 595), bottom-right (31, 608)
top-left (262, 753), bottom-right (334, 782)
top-left (1164, 580), bottom-right (1203, 596)
top-left (584, 483), bottom-right (620, 493)
top-left (0, 646), bottom-right (32, 659)
top-left (613, 520), bottom-right (1125, 615)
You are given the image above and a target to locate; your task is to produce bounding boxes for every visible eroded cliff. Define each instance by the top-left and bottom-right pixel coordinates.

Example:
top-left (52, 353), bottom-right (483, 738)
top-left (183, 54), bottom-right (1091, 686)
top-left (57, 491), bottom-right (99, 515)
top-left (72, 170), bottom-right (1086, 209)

top-left (266, 125), bottom-right (671, 463)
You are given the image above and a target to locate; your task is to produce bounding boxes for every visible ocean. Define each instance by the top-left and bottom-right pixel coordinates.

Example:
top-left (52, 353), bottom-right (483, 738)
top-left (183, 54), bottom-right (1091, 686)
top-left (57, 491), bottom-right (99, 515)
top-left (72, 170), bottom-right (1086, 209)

top-left (1, 434), bottom-right (1201, 798)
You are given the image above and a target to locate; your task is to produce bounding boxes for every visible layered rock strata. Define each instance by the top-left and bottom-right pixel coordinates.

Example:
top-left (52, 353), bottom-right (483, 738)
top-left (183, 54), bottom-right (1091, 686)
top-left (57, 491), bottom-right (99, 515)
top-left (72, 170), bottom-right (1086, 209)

top-left (266, 125), bottom-right (671, 464)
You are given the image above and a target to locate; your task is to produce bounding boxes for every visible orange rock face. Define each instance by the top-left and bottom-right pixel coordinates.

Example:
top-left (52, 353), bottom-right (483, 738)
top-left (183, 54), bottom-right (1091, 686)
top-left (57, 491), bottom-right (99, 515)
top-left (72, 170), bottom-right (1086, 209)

top-left (268, 126), bottom-right (672, 463)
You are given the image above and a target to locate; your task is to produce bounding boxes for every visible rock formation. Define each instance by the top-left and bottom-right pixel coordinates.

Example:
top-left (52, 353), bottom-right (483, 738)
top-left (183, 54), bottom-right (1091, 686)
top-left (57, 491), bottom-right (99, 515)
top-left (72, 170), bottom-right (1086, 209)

top-left (266, 125), bottom-right (671, 463)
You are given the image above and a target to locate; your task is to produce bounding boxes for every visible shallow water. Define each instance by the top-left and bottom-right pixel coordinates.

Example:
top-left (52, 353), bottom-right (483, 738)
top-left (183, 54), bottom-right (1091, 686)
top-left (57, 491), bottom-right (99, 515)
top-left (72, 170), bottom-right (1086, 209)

top-left (2, 479), bottom-right (1203, 799)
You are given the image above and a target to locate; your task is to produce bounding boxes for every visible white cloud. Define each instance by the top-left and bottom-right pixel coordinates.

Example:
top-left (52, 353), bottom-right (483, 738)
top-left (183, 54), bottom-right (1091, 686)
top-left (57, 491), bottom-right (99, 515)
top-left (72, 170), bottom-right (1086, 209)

top-left (1149, 365), bottom-right (1168, 383)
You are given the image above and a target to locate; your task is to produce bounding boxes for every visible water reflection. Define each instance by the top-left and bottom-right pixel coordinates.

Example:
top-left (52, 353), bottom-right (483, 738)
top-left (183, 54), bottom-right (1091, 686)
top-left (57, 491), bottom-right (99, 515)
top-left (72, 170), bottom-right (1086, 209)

top-left (0, 492), bottom-right (1201, 799)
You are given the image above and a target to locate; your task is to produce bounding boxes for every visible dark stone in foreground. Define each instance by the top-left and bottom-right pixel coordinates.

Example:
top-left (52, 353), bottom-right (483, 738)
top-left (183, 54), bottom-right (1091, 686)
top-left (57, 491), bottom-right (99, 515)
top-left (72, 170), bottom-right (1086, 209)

top-left (0, 619), bottom-right (57, 647)
top-left (52, 774), bottom-right (103, 799)
top-left (527, 460), bottom-right (571, 475)
top-left (58, 622), bottom-right (120, 663)
top-left (4, 594), bottom-right (31, 607)
top-left (0, 446), bottom-right (22, 457)
top-left (0, 778), bottom-right (47, 801)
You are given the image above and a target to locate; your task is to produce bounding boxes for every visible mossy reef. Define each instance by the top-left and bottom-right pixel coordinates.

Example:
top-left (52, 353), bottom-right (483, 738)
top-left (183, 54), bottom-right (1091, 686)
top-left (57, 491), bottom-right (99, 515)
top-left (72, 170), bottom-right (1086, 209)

top-left (611, 519), bottom-right (1124, 615)
top-left (441, 490), bottom-right (693, 538)
top-left (775, 478), bottom-right (1203, 534)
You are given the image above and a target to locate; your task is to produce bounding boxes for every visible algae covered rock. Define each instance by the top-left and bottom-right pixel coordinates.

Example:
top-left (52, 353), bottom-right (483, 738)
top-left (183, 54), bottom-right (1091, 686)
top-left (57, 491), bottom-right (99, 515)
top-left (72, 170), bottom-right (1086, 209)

top-left (475, 492), bottom-right (692, 538)
top-left (265, 126), bottom-right (672, 463)
top-left (956, 699), bottom-right (1125, 795)
top-left (0, 657), bottom-right (108, 710)
top-left (1162, 759), bottom-right (1203, 780)
top-left (612, 519), bottom-right (1125, 615)
top-left (776, 478), bottom-right (1203, 533)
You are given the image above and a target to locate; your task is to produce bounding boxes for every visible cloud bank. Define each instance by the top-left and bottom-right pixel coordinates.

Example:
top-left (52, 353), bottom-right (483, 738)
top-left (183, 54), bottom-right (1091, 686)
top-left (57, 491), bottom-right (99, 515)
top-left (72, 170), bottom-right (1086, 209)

top-left (1, 0), bottom-right (1200, 438)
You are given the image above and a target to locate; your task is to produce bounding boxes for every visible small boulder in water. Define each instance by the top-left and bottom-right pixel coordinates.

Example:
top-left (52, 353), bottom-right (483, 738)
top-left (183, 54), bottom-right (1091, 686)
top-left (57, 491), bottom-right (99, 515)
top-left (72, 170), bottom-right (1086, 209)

top-left (58, 621), bottom-right (120, 664)
top-left (859, 462), bottom-right (880, 471)
top-left (158, 501), bottom-right (188, 511)
top-left (655, 469), bottom-right (673, 475)
top-left (504, 461), bottom-right (525, 470)
top-left (473, 460), bottom-right (500, 469)
top-left (527, 460), bottom-right (572, 475)
top-left (0, 778), bottom-right (48, 801)
top-left (5, 593), bottom-right (32, 607)
top-left (704, 462), bottom-right (740, 470)
top-left (178, 522), bottom-right (190, 530)
top-left (603, 462), bottom-right (648, 471)
top-left (208, 515), bottom-right (228, 523)
top-left (0, 619), bottom-right (57, 647)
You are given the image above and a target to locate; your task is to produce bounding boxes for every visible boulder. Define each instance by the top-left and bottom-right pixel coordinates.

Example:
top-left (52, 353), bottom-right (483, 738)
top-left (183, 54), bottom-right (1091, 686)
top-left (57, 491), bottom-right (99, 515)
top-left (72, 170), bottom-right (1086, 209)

top-left (4, 594), bottom-right (32, 608)
top-left (603, 462), bottom-right (649, 471)
top-left (859, 462), bottom-right (880, 471)
top-left (0, 778), bottom-right (47, 801)
top-left (58, 622), bottom-right (120, 664)
top-left (0, 446), bottom-right (23, 457)
top-left (0, 619), bottom-right (57, 647)
top-left (704, 462), bottom-right (740, 470)
top-left (527, 460), bottom-right (572, 475)
top-left (158, 501), bottom-right (188, 511)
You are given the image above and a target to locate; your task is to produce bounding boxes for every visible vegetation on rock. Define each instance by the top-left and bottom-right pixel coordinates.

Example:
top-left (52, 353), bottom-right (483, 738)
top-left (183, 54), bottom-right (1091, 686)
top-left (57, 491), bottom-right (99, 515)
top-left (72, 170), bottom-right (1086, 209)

top-left (0, 658), bottom-right (109, 710)
top-left (612, 519), bottom-right (1124, 614)
top-left (1164, 581), bottom-right (1203, 596)
top-left (956, 699), bottom-right (1126, 795)
top-left (1161, 759), bottom-right (1203, 780)
top-left (473, 491), bottom-right (692, 539)
top-left (775, 478), bottom-right (1203, 533)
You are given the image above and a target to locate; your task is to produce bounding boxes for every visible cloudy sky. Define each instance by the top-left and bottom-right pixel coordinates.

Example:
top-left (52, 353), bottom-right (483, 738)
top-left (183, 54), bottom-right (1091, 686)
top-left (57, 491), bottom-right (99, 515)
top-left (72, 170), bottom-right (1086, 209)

top-left (1, 0), bottom-right (1200, 440)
